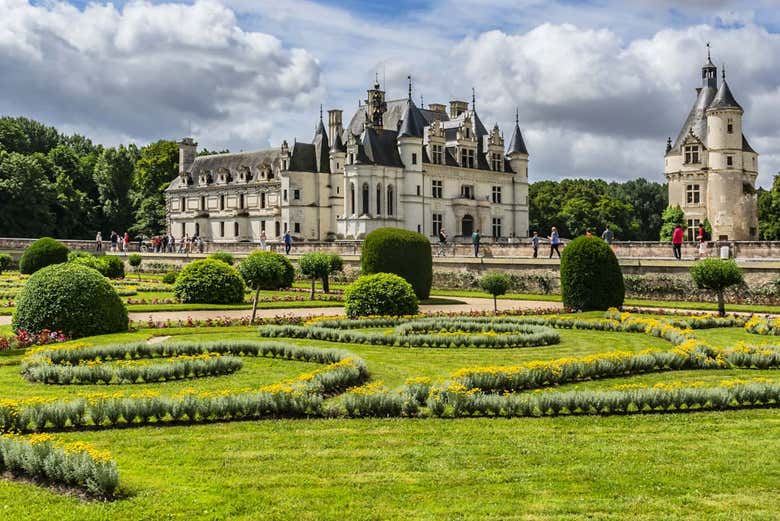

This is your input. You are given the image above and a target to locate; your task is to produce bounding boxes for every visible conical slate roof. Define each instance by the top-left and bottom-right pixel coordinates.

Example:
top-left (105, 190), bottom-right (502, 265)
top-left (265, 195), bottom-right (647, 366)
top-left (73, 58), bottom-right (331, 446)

top-left (398, 100), bottom-right (427, 138)
top-left (708, 79), bottom-right (742, 111)
top-left (507, 123), bottom-right (528, 155)
top-left (330, 131), bottom-right (345, 153)
top-left (312, 119), bottom-right (330, 173)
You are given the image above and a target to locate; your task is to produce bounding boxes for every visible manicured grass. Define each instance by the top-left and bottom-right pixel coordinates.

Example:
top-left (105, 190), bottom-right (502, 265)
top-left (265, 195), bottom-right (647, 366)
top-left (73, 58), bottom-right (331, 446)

top-left (1, 314), bottom-right (779, 519)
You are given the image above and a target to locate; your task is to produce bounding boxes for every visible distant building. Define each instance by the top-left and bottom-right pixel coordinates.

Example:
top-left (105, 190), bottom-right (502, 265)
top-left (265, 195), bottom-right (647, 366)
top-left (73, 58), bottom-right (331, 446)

top-left (166, 78), bottom-right (530, 243)
top-left (664, 49), bottom-right (758, 241)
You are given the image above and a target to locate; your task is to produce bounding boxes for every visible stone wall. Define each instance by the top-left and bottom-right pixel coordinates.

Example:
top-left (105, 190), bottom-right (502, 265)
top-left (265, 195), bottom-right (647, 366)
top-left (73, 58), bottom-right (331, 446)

top-left (4, 236), bottom-right (780, 260)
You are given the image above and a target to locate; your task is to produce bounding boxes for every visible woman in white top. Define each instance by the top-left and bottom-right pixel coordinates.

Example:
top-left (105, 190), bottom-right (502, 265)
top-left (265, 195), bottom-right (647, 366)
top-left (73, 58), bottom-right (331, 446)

top-left (260, 230), bottom-right (267, 250)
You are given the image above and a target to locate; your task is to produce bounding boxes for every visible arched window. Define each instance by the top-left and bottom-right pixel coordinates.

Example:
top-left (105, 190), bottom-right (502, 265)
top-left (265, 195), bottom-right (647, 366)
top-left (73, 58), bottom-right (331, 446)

top-left (362, 183), bottom-right (370, 215)
top-left (349, 182), bottom-right (356, 215)
top-left (387, 185), bottom-right (394, 216)
top-left (461, 214), bottom-right (474, 236)
top-left (376, 183), bottom-right (382, 215)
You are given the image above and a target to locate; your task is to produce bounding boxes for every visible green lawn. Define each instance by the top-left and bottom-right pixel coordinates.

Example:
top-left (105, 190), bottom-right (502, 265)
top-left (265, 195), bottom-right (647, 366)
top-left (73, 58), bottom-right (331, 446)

top-left (1, 312), bottom-right (780, 519)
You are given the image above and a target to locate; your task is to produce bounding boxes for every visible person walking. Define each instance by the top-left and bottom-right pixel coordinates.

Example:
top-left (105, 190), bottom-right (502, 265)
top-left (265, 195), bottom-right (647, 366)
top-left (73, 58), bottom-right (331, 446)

top-left (548, 227), bottom-right (561, 258)
top-left (697, 223), bottom-right (707, 259)
top-left (472, 229), bottom-right (480, 258)
top-left (284, 230), bottom-right (292, 255)
top-left (601, 225), bottom-right (614, 245)
top-left (95, 232), bottom-right (102, 252)
top-left (260, 230), bottom-right (267, 251)
top-left (110, 230), bottom-right (118, 252)
top-left (672, 224), bottom-right (684, 260)
top-left (437, 227), bottom-right (448, 257)
top-left (531, 231), bottom-right (539, 258)
top-left (122, 232), bottom-right (130, 254)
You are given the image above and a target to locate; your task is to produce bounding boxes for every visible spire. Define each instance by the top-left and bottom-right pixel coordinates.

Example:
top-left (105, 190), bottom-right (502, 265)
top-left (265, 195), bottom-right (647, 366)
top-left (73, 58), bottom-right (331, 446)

top-left (708, 75), bottom-right (742, 111)
top-left (407, 75), bottom-right (412, 101)
top-left (472, 87), bottom-right (476, 111)
top-left (666, 137), bottom-right (672, 154)
top-left (702, 42), bottom-right (717, 89)
top-left (319, 104), bottom-right (323, 121)
top-left (398, 97), bottom-right (427, 138)
top-left (507, 108), bottom-right (528, 155)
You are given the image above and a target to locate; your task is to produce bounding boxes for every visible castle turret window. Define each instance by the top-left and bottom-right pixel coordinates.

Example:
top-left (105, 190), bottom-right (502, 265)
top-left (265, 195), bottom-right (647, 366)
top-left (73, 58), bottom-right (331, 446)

top-left (684, 145), bottom-right (700, 164)
top-left (293, 189), bottom-right (300, 200)
top-left (727, 119), bottom-right (733, 134)
top-left (726, 155), bottom-right (733, 167)
top-left (412, 153), bottom-right (417, 165)
top-left (431, 144), bottom-right (443, 165)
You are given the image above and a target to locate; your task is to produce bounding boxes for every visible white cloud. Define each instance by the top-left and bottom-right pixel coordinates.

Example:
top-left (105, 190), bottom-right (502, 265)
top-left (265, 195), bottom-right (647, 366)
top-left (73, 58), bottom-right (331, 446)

top-left (0, 0), bottom-right (322, 150)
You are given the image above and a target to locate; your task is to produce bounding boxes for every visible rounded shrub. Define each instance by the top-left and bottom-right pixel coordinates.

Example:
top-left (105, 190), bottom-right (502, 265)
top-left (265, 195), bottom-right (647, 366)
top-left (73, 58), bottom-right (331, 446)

top-left (344, 273), bottom-right (419, 318)
top-left (209, 251), bottom-right (234, 266)
top-left (12, 263), bottom-right (128, 338)
top-left (690, 258), bottom-right (743, 316)
top-left (479, 273), bottom-right (511, 312)
top-left (19, 237), bottom-right (69, 274)
top-left (239, 251), bottom-right (291, 291)
top-left (0, 253), bottom-right (12, 274)
top-left (361, 228), bottom-right (432, 299)
top-left (99, 255), bottom-right (125, 279)
top-left (560, 236), bottom-right (624, 311)
top-left (128, 254), bottom-right (142, 269)
top-left (162, 271), bottom-right (178, 284)
top-left (173, 258), bottom-right (245, 304)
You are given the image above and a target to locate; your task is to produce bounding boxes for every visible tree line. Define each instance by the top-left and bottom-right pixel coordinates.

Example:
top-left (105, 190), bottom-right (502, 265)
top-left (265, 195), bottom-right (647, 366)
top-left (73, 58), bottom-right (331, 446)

top-left (6, 115), bottom-right (779, 242)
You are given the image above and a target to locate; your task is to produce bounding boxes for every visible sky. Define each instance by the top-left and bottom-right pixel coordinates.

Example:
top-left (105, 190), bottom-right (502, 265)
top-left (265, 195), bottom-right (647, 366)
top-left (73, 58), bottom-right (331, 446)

top-left (2, 0), bottom-right (780, 186)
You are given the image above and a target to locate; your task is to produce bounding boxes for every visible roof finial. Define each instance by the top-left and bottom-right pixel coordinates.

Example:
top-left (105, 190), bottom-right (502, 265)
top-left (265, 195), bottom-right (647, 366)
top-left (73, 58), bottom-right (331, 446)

top-left (420, 94), bottom-right (424, 107)
top-left (515, 107), bottom-right (519, 126)
top-left (408, 75), bottom-right (412, 102)
top-left (706, 41), bottom-right (711, 60)
top-left (722, 62), bottom-right (726, 80)
top-left (319, 104), bottom-right (323, 121)
top-left (471, 87), bottom-right (476, 109)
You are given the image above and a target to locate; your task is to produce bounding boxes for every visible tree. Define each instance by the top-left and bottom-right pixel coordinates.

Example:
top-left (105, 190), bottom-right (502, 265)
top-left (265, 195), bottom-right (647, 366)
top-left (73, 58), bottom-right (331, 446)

top-left (690, 259), bottom-right (743, 316)
top-left (758, 173), bottom-right (780, 240)
top-left (299, 253), bottom-right (332, 300)
top-left (323, 254), bottom-right (343, 293)
top-left (238, 251), bottom-right (290, 323)
top-left (659, 205), bottom-right (686, 242)
top-left (0, 151), bottom-right (56, 236)
top-left (93, 146), bottom-right (135, 232)
top-left (479, 273), bottom-right (511, 313)
top-left (129, 140), bottom-right (178, 238)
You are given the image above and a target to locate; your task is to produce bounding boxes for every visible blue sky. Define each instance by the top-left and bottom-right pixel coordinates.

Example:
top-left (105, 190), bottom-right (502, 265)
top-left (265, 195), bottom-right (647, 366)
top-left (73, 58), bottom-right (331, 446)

top-left (5, 0), bottom-right (780, 185)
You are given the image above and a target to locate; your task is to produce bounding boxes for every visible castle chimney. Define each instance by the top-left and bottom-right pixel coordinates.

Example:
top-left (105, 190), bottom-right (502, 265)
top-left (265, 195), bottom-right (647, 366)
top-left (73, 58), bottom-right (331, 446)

top-left (449, 100), bottom-right (469, 118)
top-left (328, 109), bottom-right (343, 143)
top-left (178, 137), bottom-right (197, 177)
top-left (428, 103), bottom-right (446, 113)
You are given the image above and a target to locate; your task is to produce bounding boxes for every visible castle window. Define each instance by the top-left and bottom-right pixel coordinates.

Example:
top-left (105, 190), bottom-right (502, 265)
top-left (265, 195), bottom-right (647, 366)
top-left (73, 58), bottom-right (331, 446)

top-left (376, 184), bottom-right (382, 214)
top-left (219, 195), bottom-right (225, 210)
top-left (416, 185), bottom-right (421, 196)
top-left (432, 213), bottom-right (443, 237)
top-left (234, 222), bottom-right (239, 237)
top-left (200, 196), bottom-right (206, 210)
top-left (283, 189), bottom-right (288, 202)
top-left (465, 128), bottom-right (470, 139)
top-left (461, 185), bottom-right (474, 200)
top-left (267, 169), bottom-right (274, 180)
top-left (431, 144), bottom-right (443, 165)
top-left (461, 149), bottom-right (475, 168)
top-left (294, 223), bottom-right (300, 233)
top-left (180, 197), bottom-right (186, 211)
top-left (219, 222), bottom-right (225, 237)
top-left (261, 193), bottom-right (266, 209)
top-left (491, 153), bottom-right (503, 171)
top-left (387, 185), bottom-right (394, 216)
top-left (195, 223), bottom-right (199, 236)
top-left (239, 194), bottom-right (245, 209)
top-left (492, 218), bottom-right (502, 239)
top-left (492, 186), bottom-right (502, 204)
top-left (684, 145), bottom-right (700, 164)
top-left (727, 119), bottom-right (733, 134)
top-left (350, 183), bottom-right (355, 215)
top-left (275, 221), bottom-right (280, 236)
top-left (726, 155), bottom-right (733, 167)
top-left (686, 184), bottom-right (700, 205)
top-left (432, 180), bottom-right (443, 199)
top-left (261, 220), bottom-right (266, 232)
top-left (686, 219), bottom-right (700, 242)
top-left (293, 189), bottom-right (300, 200)
top-left (181, 223), bottom-right (185, 236)
top-left (412, 153), bottom-right (418, 165)
top-left (362, 183), bottom-right (370, 215)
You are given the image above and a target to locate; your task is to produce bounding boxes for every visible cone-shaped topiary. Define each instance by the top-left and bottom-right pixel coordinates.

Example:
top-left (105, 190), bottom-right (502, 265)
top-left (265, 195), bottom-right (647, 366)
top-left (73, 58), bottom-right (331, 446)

top-left (344, 273), bottom-right (419, 318)
top-left (560, 236), bottom-right (624, 311)
top-left (12, 263), bottom-right (128, 338)
top-left (19, 237), bottom-right (69, 274)
top-left (174, 258), bottom-right (245, 304)
top-left (361, 228), bottom-right (432, 299)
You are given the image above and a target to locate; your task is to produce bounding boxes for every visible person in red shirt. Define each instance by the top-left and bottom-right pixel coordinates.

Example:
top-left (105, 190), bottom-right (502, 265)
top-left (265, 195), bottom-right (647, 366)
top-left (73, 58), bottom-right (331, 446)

top-left (672, 224), bottom-right (684, 260)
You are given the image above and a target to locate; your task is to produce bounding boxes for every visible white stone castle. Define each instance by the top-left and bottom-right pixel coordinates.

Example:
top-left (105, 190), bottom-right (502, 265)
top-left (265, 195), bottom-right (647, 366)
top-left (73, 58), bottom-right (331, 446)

top-left (664, 49), bottom-right (759, 241)
top-left (166, 78), bottom-right (530, 243)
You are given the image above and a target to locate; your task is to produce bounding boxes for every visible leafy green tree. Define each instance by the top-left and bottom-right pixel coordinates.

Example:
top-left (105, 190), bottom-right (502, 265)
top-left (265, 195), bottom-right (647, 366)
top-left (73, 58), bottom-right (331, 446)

top-left (239, 251), bottom-right (291, 323)
top-left (129, 140), bottom-right (178, 237)
top-left (479, 273), bottom-right (511, 313)
top-left (690, 259), bottom-right (743, 316)
top-left (0, 151), bottom-right (56, 236)
top-left (758, 174), bottom-right (780, 240)
top-left (0, 118), bottom-right (31, 153)
top-left (299, 253), bottom-right (332, 300)
top-left (659, 205), bottom-right (686, 241)
top-left (93, 146), bottom-right (135, 232)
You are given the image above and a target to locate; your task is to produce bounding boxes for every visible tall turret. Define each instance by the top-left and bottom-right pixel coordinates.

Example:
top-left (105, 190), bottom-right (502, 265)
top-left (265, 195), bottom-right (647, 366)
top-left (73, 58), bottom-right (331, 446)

top-left (366, 77), bottom-right (386, 129)
top-left (506, 109), bottom-right (529, 180)
top-left (328, 109), bottom-right (346, 173)
top-left (702, 44), bottom-right (718, 89)
top-left (397, 76), bottom-right (424, 172)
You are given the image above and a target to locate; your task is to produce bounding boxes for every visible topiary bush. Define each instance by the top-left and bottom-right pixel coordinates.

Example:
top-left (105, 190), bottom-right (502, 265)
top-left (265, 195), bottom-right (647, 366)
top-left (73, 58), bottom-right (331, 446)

top-left (12, 263), bottom-right (128, 338)
top-left (479, 273), bottom-right (511, 313)
top-left (0, 253), bottom-right (12, 274)
top-left (299, 252), bottom-right (332, 299)
top-left (560, 236), bottom-right (624, 311)
top-left (238, 251), bottom-right (292, 322)
top-left (361, 228), bottom-right (432, 299)
top-left (344, 273), bottom-right (419, 318)
top-left (690, 259), bottom-right (744, 316)
top-left (99, 255), bottom-right (125, 279)
top-left (209, 251), bottom-right (234, 266)
top-left (19, 237), bottom-right (69, 274)
top-left (173, 258), bottom-right (245, 304)
top-left (128, 254), bottom-right (142, 268)
top-left (162, 271), bottom-right (178, 284)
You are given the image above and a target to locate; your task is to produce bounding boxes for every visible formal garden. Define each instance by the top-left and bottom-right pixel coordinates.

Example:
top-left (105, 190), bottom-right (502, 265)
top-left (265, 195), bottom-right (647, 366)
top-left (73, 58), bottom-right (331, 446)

top-left (0, 231), bottom-right (778, 519)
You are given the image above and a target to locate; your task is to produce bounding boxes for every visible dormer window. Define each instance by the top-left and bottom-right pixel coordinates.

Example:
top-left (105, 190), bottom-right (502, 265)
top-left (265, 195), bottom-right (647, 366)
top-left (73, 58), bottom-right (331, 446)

top-left (461, 149), bottom-right (475, 169)
top-left (684, 145), bottom-right (700, 164)
top-left (490, 153), bottom-right (503, 171)
top-left (465, 128), bottom-right (470, 139)
top-left (431, 144), bottom-right (443, 165)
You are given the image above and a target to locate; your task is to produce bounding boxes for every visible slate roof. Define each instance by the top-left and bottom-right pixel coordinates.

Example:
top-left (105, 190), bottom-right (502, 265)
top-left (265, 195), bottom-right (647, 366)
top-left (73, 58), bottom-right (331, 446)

top-left (312, 120), bottom-right (330, 173)
top-left (289, 142), bottom-right (317, 172)
top-left (672, 85), bottom-right (717, 151)
top-left (507, 123), bottom-right (528, 155)
top-left (398, 100), bottom-right (428, 138)
top-left (360, 128), bottom-right (403, 167)
top-left (708, 79), bottom-right (742, 111)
